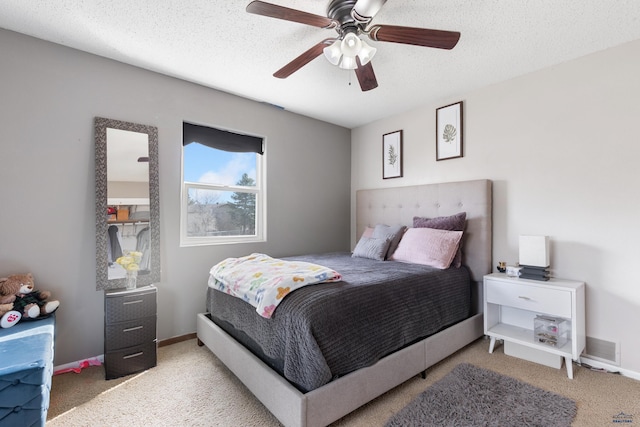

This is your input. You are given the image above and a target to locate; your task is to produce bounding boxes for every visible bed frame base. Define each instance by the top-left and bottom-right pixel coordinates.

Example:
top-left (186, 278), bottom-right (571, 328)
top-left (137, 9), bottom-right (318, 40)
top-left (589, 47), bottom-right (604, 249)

top-left (197, 312), bottom-right (483, 427)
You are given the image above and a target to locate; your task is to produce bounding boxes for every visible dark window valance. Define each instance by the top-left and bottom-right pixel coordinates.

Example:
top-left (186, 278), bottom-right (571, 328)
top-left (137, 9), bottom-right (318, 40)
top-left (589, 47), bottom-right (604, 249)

top-left (183, 122), bottom-right (263, 155)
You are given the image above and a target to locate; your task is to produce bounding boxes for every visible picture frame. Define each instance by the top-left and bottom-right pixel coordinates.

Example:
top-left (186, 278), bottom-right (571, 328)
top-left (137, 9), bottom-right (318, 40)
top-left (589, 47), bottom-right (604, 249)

top-left (383, 130), bottom-right (403, 179)
top-left (436, 101), bottom-right (463, 161)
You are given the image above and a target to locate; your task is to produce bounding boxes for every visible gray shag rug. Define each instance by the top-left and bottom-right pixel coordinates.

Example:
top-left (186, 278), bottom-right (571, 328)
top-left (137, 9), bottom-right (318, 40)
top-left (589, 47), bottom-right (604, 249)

top-left (386, 363), bottom-right (577, 427)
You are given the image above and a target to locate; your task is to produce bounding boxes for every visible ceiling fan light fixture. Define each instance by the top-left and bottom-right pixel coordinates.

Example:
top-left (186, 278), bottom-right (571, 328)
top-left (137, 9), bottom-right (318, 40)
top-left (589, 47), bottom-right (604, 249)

top-left (323, 39), bottom-right (342, 66)
top-left (340, 32), bottom-right (362, 57)
top-left (339, 55), bottom-right (358, 70)
top-left (327, 32), bottom-right (376, 69)
top-left (357, 38), bottom-right (376, 65)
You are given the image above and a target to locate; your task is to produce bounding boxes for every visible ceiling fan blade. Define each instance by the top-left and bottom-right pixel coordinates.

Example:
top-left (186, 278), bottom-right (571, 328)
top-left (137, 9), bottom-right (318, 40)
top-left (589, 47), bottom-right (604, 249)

top-left (246, 1), bottom-right (335, 29)
top-left (368, 25), bottom-right (460, 49)
top-left (274, 39), bottom-right (333, 79)
top-left (355, 58), bottom-right (378, 91)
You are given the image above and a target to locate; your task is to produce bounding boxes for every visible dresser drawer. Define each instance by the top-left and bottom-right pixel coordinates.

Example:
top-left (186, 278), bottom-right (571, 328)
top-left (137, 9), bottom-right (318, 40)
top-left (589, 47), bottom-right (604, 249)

top-left (104, 341), bottom-right (157, 380)
top-left (105, 315), bottom-right (156, 351)
top-left (485, 280), bottom-right (572, 318)
top-left (105, 289), bottom-right (156, 323)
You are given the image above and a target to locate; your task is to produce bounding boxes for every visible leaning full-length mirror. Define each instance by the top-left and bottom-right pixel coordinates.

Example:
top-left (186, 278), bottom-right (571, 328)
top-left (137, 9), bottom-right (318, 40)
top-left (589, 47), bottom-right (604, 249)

top-left (95, 117), bottom-right (160, 290)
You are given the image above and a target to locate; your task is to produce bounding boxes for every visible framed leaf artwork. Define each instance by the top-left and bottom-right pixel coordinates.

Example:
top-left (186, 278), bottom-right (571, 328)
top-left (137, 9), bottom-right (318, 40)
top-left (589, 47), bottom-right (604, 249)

top-left (383, 130), bottom-right (403, 179)
top-left (436, 101), bottom-right (463, 160)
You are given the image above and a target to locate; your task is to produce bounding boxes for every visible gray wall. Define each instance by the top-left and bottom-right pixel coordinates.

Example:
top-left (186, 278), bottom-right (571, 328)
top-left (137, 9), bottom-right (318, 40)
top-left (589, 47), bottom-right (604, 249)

top-left (0, 29), bottom-right (351, 365)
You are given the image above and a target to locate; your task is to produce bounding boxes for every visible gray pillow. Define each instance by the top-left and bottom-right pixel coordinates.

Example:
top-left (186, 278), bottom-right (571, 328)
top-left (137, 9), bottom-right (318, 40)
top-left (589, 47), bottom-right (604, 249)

top-left (352, 237), bottom-right (391, 261)
top-left (413, 212), bottom-right (466, 267)
top-left (373, 224), bottom-right (406, 259)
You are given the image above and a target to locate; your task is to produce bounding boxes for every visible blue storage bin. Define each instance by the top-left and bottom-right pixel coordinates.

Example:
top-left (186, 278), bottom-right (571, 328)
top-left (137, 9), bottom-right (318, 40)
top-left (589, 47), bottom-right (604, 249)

top-left (0, 315), bottom-right (55, 427)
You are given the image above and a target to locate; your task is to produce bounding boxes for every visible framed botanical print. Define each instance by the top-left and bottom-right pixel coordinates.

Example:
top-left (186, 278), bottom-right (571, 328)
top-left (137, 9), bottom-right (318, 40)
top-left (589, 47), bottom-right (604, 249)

top-left (383, 130), bottom-right (403, 179)
top-left (436, 101), bottom-right (463, 160)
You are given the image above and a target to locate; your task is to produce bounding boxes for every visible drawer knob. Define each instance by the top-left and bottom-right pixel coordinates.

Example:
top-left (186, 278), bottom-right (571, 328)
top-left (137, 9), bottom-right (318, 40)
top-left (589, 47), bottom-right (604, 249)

top-left (518, 296), bottom-right (532, 300)
top-left (123, 351), bottom-right (144, 360)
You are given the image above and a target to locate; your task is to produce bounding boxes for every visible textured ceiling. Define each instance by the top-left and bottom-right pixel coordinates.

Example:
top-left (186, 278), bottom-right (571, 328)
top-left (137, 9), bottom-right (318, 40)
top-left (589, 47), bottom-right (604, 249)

top-left (1, 1), bottom-right (640, 128)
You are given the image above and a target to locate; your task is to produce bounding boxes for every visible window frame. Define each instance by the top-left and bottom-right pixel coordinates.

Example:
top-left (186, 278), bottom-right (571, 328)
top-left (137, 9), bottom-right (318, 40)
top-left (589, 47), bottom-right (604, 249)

top-left (180, 125), bottom-right (266, 247)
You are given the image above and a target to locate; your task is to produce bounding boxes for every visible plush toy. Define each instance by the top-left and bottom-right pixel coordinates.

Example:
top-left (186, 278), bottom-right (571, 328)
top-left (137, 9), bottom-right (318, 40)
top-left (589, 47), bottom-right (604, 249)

top-left (0, 276), bottom-right (24, 328)
top-left (0, 283), bottom-right (16, 306)
top-left (0, 303), bottom-right (21, 328)
top-left (0, 273), bottom-right (60, 321)
top-left (0, 302), bottom-right (14, 314)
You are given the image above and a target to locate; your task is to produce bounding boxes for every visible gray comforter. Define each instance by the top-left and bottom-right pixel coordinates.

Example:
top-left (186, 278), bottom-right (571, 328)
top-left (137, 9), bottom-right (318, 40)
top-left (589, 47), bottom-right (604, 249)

top-left (207, 252), bottom-right (471, 392)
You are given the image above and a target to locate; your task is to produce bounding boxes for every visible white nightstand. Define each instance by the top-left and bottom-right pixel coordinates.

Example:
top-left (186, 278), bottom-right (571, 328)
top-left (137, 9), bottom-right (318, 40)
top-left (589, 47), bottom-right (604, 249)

top-left (483, 273), bottom-right (585, 378)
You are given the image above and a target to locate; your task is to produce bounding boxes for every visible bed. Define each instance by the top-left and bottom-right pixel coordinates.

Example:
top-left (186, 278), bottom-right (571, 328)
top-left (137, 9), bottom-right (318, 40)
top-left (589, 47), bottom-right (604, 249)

top-left (197, 179), bottom-right (492, 427)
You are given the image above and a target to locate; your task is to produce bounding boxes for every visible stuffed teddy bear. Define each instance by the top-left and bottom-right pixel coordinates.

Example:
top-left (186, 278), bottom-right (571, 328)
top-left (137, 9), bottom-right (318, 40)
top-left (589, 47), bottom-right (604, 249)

top-left (0, 276), bottom-right (24, 328)
top-left (0, 273), bottom-right (60, 320)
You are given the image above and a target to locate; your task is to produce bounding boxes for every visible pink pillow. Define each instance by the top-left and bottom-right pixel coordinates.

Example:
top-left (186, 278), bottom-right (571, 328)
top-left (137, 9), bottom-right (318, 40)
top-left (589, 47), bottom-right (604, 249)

top-left (390, 228), bottom-right (463, 269)
top-left (413, 212), bottom-right (466, 268)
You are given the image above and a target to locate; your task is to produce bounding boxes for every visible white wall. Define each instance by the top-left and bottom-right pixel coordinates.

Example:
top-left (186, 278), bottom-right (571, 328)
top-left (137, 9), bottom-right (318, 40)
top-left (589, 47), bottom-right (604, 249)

top-left (352, 39), bottom-right (640, 375)
top-left (0, 29), bottom-right (351, 365)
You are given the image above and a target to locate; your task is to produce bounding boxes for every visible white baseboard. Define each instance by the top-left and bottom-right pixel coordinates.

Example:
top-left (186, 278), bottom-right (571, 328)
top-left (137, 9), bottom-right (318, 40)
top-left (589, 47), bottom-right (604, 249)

top-left (53, 354), bottom-right (104, 375)
top-left (579, 356), bottom-right (640, 381)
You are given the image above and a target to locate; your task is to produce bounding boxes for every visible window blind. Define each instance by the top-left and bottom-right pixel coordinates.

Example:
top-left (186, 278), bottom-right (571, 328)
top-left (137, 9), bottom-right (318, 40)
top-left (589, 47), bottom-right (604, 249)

top-left (183, 122), bottom-right (263, 154)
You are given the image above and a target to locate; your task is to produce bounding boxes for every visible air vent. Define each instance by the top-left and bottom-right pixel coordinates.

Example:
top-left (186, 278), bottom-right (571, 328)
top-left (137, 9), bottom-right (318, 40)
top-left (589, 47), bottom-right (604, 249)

top-left (584, 336), bottom-right (620, 365)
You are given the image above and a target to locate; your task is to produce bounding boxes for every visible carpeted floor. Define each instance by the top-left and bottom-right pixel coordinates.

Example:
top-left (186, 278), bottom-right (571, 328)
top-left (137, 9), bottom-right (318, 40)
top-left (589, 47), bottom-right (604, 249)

top-left (48, 337), bottom-right (640, 426)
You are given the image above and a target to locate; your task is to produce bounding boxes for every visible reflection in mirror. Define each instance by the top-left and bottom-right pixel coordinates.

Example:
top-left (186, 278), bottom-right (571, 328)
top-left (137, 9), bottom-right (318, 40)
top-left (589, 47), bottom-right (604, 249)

top-left (106, 128), bottom-right (150, 280)
top-left (95, 118), bottom-right (160, 290)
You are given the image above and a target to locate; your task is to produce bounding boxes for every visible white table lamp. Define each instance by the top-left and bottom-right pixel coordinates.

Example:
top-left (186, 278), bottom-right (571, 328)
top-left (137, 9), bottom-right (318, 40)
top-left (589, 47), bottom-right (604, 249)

top-left (519, 235), bottom-right (550, 267)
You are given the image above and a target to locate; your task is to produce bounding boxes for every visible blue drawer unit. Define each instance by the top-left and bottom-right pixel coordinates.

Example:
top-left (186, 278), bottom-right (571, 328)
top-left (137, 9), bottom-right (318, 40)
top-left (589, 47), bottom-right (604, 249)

top-left (0, 315), bottom-right (55, 427)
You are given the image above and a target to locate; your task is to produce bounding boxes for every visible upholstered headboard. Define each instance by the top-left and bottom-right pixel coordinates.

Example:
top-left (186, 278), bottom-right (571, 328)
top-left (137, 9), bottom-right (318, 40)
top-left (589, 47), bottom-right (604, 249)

top-left (356, 179), bottom-right (492, 283)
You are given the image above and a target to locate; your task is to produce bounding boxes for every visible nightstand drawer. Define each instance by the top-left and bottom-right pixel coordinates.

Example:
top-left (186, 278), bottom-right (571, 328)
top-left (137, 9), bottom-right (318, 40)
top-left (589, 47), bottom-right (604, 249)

top-left (485, 280), bottom-right (572, 318)
top-left (105, 315), bottom-right (156, 351)
top-left (105, 289), bottom-right (156, 323)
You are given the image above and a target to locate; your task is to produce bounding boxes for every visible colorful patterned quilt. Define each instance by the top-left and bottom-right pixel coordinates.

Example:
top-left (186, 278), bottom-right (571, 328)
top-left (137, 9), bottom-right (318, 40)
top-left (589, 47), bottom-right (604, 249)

top-left (208, 253), bottom-right (342, 318)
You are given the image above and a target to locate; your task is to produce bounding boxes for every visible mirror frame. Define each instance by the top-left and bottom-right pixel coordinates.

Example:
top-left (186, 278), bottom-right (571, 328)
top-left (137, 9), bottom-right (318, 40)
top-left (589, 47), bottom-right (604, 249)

top-left (95, 117), bottom-right (160, 290)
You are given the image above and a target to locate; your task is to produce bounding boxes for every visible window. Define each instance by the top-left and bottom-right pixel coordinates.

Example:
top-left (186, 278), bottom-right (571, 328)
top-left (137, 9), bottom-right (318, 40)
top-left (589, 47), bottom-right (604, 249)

top-left (181, 122), bottom-right (265, 246)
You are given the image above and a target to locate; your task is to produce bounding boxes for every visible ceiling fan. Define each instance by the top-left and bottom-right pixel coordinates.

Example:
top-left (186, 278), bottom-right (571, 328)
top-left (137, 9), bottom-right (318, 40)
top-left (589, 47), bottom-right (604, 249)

top-left (246, 0), bottom-right (461, 91)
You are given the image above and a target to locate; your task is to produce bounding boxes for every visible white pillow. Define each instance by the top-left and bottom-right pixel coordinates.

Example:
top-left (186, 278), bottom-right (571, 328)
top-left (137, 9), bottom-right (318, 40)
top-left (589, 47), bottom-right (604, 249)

top-left (390, 228), bottom-right (463, 269)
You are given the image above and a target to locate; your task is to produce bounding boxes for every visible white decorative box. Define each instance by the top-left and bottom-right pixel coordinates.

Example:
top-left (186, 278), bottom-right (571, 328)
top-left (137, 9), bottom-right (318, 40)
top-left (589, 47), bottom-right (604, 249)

top-left (506, 265), bottom-right (522, 277)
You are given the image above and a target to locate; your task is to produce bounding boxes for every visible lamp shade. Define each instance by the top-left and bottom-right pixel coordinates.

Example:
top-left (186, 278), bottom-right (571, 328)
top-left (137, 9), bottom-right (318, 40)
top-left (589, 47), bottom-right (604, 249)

top-left (357, 39), bottom-right (377, 65)
top-left (323, 40), bottom-right (342, 66)
top-left (339, 55), bottom-right (358, 70)
top-left (341, 33), bottom-right (362, 57)
top-left (519, 235), bottom-right (550, 267)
